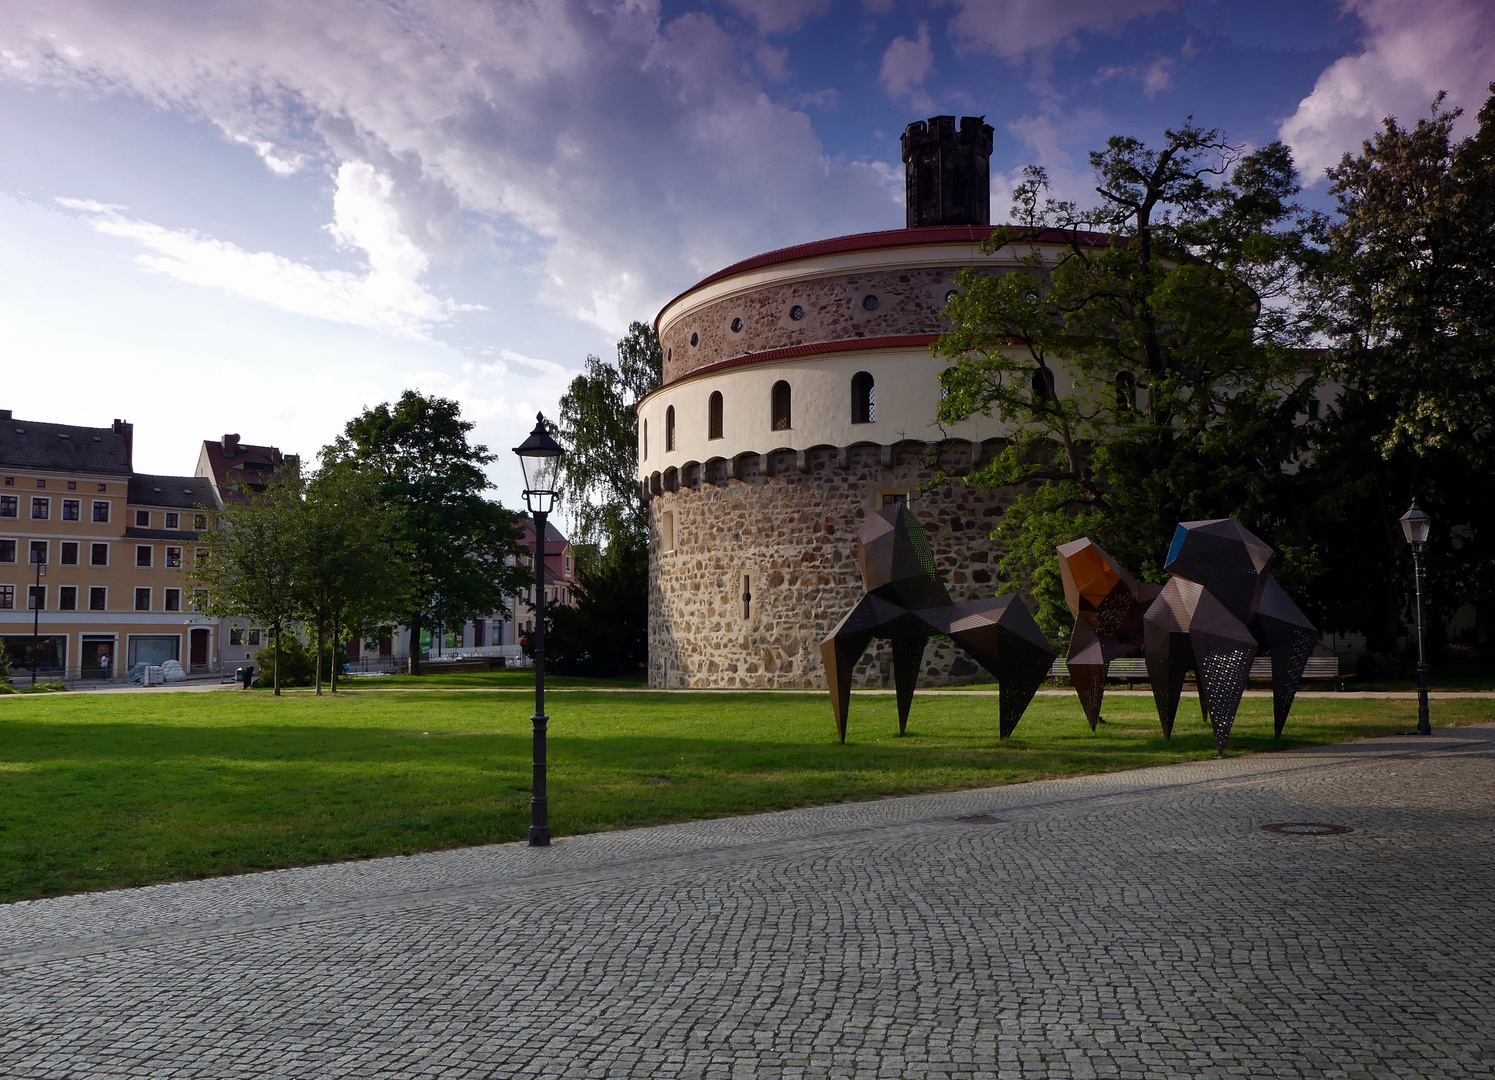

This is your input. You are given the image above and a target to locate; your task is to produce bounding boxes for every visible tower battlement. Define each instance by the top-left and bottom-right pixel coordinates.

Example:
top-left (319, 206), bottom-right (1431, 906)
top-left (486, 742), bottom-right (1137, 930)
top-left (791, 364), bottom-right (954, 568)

top-left (900, 115), bottom-right (994, 228)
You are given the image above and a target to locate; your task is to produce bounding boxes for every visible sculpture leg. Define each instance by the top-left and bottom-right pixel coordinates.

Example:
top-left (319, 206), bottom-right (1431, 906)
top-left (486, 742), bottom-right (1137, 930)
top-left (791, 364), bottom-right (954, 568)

top-left (1067, 618), bottom-right (1108, 731)
top-left (1144, 628), bottom-right (1191, 741)
top-left (890, 636), bottom-right (927, 736)
top-left (1267, 629), bottom-right (1315, 739)
top-left (821, 629), bottom-right (874, 743)
top-left (1191, 630), bottom-right (1257, 755)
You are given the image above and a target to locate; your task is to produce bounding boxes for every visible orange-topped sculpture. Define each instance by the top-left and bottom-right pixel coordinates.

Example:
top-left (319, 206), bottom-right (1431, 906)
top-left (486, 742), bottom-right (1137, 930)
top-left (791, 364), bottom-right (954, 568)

top-left (1056, 538), bottom-right (1160, 729)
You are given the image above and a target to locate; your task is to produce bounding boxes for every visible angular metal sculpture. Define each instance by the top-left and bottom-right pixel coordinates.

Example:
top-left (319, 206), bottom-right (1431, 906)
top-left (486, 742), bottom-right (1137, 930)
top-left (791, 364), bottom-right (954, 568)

top-left (1056, 538), bottom-right (1160, 729)
top-left (822, 504), bottom-right (1055, 742)
top-left (1144, 519), bottom-right (1317, 752)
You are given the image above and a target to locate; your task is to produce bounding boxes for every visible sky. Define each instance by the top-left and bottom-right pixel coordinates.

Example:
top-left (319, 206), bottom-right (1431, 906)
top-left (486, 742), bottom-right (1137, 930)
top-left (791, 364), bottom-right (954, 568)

top-left (1, 0), bottom-right (1492, 513)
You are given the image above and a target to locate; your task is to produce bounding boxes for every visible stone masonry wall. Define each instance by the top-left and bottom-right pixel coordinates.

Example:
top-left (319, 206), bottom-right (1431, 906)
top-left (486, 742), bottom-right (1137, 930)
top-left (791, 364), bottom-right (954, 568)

top-left (648, 442), bottom-right (1019, 689)
top-left (661, 266), bottom-right (975, 384)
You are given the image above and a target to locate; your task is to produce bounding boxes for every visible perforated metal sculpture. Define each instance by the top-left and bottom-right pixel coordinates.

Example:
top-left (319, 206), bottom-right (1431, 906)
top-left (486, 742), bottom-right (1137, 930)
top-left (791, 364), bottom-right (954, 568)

top-left (1143, 519), bottom-right (1317, 753)
top-left (822, 504), bottom-right (1055, 742)
top-left (1056, 538), bottom-right (1160, 729)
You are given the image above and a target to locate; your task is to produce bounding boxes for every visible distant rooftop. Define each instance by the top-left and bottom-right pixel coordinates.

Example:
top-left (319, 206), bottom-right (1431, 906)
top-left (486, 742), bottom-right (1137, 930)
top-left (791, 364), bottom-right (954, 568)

top-left (0, 409), bottom-right (133, 476)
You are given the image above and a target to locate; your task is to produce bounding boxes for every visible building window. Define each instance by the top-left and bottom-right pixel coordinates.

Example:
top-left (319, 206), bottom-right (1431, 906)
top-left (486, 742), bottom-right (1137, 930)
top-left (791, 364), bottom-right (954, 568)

top-left (0, 585), bottom-right (12, 609)
top-left (771, 380), bottom-right (791, 431)
top-left (195, 548), bottom-right (208, 566)
top-left (661, 509), bottom-right (676, 553)
top-left (135, 510), bottom-right (150, 527)
top-left (31, 498), bottom-right (49, 520)
top-left (851, 371), bottom-right (875, 424)
top-left (193, 514), bottom-right (207, 530)
top-left (230, 628), bottom-right (244, 646)
top-left (91, 543), bottom-right (109, 567)
top-left (29, 585), bottom-right (45, 611)
top-left (882, 491), bottom-right (909, 508)
top-left (248, 628), bottom-right (261, 646)
top-left (690, 331), bottom-right (699, 347)
top-left (29, 540), bottom-right (47, 565)
top-left (166, 547), bottom-right (182, 568)
top-left (2, 477), bottom-right (10, 485)
top-left (97, 483), bottom-right (107, 493)
top-left (665, 405), bottom-right (676, 452)
top-left (789, 305), bottom-right (804, 320)
top-left (862, 294), bottom-right (879, 311)
top-left (59, 586), bottom-right (77, 611)
top-left (165, 512), bottom-right (179, 529)
top-left (93, 501), bottom-right (110, 523)
top-left (60, 542), bottom-right (79, 566)
top-left (89, 587), bottom-right (106, 611)
top-left (134, 587), bottom-right (151, 611)
top-left (708, 391), bottom-right (724, 440)
top-left (1307, 398), bottom-right (1321, 421)
top-left (742, 574), bottom-right (751, 620)
top-left (62, 499), bottom-right (80, 521)
top-left (730, 317), bottom-right (743, 332)
top-left (1032, 366), bottom-right (1056, 402)
top-left (67, 481), bottom-right (76, 491)
top-left (642, 418), bottom-right (648, 459)
top-left (0, 495), bottom-right (15, 517)
top-left (36, 478), bottom-right (45, 488)
top-left (136, 545), bottom-right (153, 568)
top-left (0, 540), bottom-right (13, 563)
top-left (164, 588), bottom-right (181, 612)
top-left (191, 590), bottom-right (206, 611)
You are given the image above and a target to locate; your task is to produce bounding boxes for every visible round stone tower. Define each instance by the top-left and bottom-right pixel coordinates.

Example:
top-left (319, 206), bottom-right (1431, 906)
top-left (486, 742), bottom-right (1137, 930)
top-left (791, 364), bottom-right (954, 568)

top-left (638, 116), bottom-right (1072, 690)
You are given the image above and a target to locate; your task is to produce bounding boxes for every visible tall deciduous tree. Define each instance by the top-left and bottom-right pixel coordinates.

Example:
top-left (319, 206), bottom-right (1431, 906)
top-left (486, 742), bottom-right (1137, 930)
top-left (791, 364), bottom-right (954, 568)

top-left (324, 391), bottom-right (529, 675)
top-left (935, 123), bottom-right (1317, 638)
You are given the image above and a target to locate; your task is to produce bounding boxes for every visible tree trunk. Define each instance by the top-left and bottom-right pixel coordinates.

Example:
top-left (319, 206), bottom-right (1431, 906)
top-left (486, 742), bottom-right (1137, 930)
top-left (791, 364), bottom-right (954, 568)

top-left (273, 622), bottom-right (282, 697)
top-left (409, 614), bottom-right (423, 676)
top-left (315, 622), bottom-right (324, 696)
top-left (331, 616), bottom-right (339, 694)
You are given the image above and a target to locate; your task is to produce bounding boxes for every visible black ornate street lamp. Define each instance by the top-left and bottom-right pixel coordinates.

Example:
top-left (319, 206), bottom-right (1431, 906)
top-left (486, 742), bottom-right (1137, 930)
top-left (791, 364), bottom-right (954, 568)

top-left (514, 413), bottom-right (564, 847)
top-left (29, 545), bottom-right (46, 686)
top-left (1399, 499), bottom-right (1433, 735)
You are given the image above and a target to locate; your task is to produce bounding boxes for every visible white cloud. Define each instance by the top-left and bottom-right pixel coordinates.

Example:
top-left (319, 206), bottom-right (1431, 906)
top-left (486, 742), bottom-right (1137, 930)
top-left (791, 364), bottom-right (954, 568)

top-left (0, 0), bottom-right (899, 339)
top-left (1094, 56), bottom-right (1175, 99)
top-left (881, 22), bottom-right (934, 106)
top-left (56, 161), bottom-right (472, 339)
top-left (945, 0), bottom-right (1184, 58)
top-left (1280, 0), bottom-right (1495, 182)
top-left (717, 0), bottom-right (833, 34)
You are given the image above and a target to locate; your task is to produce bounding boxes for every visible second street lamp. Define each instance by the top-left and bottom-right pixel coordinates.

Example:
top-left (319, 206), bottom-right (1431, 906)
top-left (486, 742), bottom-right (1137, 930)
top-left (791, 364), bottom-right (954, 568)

top-left (1399, 500), bottom-right (1433, 735)
top-left (514, 413), bottom-right (564, 847)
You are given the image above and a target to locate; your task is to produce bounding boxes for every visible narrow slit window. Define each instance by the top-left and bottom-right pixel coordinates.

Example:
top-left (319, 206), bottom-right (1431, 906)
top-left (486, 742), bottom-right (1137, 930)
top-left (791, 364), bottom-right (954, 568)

top-left (851, 371), bottom-right (875, 424)
top-left (642, 418), bottom-right (648, 459)
top-left (771, 380), bottom-right (791, 431)
top-left (708, 391), bottom-right (724, 440)
top-left (742, 574), bottom-right (751, 620)
top-left (665, 405), bottom-right (676, 452)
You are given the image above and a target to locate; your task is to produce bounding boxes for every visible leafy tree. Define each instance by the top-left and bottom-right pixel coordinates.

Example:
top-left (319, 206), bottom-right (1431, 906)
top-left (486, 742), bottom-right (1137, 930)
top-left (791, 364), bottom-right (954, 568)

top-left (324, 391), bottom-right (529, 674)
top-left (934, 123), bottom-right (1317, 640)
top-left (556, 321), bottom-right (662, 552)
top-left (532, 534), bottom-right (650, 676)
top-left (193, 471), bottom-right (304, 695)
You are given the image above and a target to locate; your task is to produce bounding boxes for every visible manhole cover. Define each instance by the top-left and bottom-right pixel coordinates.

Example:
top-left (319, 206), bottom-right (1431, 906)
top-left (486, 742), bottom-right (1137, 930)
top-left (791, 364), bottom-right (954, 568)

top-left (955, 814), bottom-right (1004, 825)
top-left (1261, 822), bottom-right (1353, 836)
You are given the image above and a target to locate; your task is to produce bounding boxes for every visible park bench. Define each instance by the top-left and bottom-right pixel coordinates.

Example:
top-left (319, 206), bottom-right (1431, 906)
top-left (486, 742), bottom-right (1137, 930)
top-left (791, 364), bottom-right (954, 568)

top-left (1046, 655), bottom-right (1344, 691)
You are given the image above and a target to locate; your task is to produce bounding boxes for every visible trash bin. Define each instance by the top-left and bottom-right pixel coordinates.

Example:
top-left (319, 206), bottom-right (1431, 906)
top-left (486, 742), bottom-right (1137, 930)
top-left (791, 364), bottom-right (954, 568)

top-left (238, 665), bottom-right (255, 689)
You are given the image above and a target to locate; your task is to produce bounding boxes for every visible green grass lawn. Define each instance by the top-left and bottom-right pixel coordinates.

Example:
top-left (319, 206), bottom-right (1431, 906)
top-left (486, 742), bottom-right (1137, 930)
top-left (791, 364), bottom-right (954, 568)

top-left (0, 687), bottom-right (1489, 903)
top-left (339, 669), bottom-right (648, 689)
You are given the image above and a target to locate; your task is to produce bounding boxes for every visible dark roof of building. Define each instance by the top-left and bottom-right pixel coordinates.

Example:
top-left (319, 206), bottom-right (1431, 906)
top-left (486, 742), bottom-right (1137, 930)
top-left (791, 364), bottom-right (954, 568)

top-left (124, 527), bottom-right (203, 542)
top-left (0, 415), bottom-right (133, 476)
top-left (655, 225), bottom-right (1113, 331)
top-left (128, 474), bottom-right (217, 510)
top-left (200, 437), bottom-right (292, 500)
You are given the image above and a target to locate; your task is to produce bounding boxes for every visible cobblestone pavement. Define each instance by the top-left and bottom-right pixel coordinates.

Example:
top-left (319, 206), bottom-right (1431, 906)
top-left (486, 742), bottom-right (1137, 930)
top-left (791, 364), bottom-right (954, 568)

top-left (2, 726), bottom-right (1492, 1079)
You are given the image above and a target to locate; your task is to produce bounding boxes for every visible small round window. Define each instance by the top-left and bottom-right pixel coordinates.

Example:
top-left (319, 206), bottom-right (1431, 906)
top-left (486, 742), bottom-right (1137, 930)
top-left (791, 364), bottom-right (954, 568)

top-left (690, 332), bottom-right (699, 347)
top-left (862, 294), bottom-right (879, 311)
top-left (789, 305), bottom-right (804, 321)
top-left (730, 317), bottom-right (743, 333)
top-left (945, 290), bottom-right (959, 303)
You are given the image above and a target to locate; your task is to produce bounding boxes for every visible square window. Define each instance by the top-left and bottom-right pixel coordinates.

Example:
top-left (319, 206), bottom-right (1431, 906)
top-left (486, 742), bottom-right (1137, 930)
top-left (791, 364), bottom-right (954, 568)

top-left (0, 495), bottom-right (15, 517)
top-left (191, 590), bottom-right (206, 611)
top-left (0, 585), bottom-right (12, 609)
top-left (165, 512), bottom-right (179, 529)
top-left (28, 585), bottom-right (45, 611)
top-left (230, 628), bottom-right (244, 646)
top-left (134, 587), bottom-right (151, 611)
top-left (60, 542), bottom-right (79, 566)
top-left (193, 513), bottom-right (207, 530)
top-left (92, 501), bottom-right (110, 523)
top-left (29, 540), bottom-right (47, 565)
top-left (89, 586), bottom-right (107, 611)
top-left (2, 477), bottom-right (11, 485)
top-left (62, 499), bottom-right (80, 521)
top-left (165, 547), bottom-right (182, 568)
top-left (248, 628), bottom-right (261, 646)
top-left (195, 548), bottom-right (209, 566)
top-left (59, 586), bottom-right (77, 611)
top-left (135, 510), bottom-right (150, 527)
top-left (164, 588), bottom-right (181, 612)
top-left (91, 543), bottom-right (109, 567)
top-left (0, 539), bottom-right (14, 563)
top-left (31, 498), bottom-right (49, 520)
top-left (67, 481), bottom-right (76, 491)
top-left (36, 478), bottom-right (45, 489)
top-left (97, 483), bottom-right (107, 493)
top-left (136, 545), bottom-right (153, 568)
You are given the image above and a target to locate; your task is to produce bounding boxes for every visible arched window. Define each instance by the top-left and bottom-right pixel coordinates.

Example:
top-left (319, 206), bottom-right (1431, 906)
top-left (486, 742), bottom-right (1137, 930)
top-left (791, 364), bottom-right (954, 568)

top-left (851, 371), bottom-right (875, 424)
top-left (665, 405), bottom-right (676, 452)
top-left (708, 391), bottom-right (724, 440)
top-left (771, 380), bottom-right (791, 431)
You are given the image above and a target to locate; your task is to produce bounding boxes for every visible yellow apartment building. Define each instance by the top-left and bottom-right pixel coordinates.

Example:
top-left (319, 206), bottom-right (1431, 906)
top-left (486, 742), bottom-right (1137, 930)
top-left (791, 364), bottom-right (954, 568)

top-left (0, 409), bottom-right (220, 680)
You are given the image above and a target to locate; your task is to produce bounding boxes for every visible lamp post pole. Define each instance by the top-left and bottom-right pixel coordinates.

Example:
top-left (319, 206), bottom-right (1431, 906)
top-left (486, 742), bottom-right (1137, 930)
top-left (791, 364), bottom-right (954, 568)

top-left (514, 413), bottom-right (564, 849)
top-left (30, 551), bottom-right (45, 686)
top-left (1400, 500), bottom-right (1433, 735)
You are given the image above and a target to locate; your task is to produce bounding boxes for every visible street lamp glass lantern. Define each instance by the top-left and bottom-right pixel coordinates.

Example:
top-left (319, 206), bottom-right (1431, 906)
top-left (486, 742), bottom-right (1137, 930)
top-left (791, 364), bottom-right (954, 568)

top-left (1400, 500), bottom-right (1432, 546)
top-left (514, 412), bottom-right (564, 516)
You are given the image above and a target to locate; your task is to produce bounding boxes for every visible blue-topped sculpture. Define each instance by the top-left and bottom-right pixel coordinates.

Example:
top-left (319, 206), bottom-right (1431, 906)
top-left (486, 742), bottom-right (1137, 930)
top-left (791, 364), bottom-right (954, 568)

top-left (1143, 519), bottom-right (1318, 753)
top-left (822, 503), bottom-right (1056, 742)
